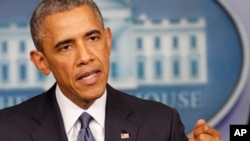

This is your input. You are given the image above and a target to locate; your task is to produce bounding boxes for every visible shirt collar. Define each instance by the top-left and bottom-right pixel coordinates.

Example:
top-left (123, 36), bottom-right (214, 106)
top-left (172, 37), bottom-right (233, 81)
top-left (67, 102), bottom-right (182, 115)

top-left (55, 84), bottom-right (107, 134)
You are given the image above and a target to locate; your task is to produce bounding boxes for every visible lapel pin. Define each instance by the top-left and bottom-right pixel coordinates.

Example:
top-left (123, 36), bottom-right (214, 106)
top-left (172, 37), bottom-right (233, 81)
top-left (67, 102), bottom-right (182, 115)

top-left (121, 132), bottom-right (130, 139)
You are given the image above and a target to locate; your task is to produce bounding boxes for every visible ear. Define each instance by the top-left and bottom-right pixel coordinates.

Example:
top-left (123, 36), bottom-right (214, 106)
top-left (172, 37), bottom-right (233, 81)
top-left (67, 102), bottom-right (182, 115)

top-left (30, 50), bottom-right (51, 76)
top-left (105, 27), bottom-right (112, 56)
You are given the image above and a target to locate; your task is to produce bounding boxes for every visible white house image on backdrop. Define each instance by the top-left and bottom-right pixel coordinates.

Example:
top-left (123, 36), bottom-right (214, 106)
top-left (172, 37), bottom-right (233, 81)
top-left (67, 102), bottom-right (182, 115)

top-left (0, 0), bottom-right (207, 91)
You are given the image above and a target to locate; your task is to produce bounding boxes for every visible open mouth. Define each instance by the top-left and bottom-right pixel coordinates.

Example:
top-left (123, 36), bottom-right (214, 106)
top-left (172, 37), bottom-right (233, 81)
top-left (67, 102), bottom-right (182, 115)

top-left (77, 70), bottom-right (100, 81)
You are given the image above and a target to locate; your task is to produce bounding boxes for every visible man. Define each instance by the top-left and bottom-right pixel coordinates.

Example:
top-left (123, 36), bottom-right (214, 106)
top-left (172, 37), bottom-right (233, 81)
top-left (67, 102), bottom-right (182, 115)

top-left (0, 0), bottom-right (221, 141)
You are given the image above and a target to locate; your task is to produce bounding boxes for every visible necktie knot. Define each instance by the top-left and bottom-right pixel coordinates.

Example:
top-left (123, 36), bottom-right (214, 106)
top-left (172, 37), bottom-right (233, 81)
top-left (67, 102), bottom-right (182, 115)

top-left (79, 112), bottom-right (92, 129)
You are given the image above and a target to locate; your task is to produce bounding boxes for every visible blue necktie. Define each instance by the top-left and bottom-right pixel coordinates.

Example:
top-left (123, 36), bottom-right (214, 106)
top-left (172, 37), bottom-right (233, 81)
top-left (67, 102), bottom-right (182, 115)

top-left (77, 112), bottom-right (96, 141)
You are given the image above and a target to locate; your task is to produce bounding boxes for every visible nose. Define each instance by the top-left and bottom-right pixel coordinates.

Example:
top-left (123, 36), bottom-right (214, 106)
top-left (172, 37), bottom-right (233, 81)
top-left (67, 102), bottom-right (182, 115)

top-left (76, 43), bottom-right (94, 66)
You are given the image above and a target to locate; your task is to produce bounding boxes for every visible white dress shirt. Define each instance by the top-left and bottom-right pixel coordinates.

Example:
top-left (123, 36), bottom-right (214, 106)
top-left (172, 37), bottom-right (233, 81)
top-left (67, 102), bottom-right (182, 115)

top-left (55, 84), bottom-right (106, 141)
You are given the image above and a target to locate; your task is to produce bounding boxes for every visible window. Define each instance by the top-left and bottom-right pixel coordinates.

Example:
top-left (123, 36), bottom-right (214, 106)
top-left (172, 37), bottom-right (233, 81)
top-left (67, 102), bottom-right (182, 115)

top-left (173, 36), bottom-right (178, 49)
top-left (137, 61), bottom-right (145, 79)
top-left (190, 60), bottom-right (199, 78)
top-left (172, 59), bottom-right (180, 78)
top-left (154, 60), bottom-right (162, 78)
top-left (170, 19), bottom-right (180, 23)
top-left (1, 64), bottom-right (9, 81)
top-left (111, 62), bottom-right (118, 79)
top-left (136, 37), bottom-right (143, 50)
top-left (154, 36), bottom-right (160, 49)
top-left (19, 64), bottom-right (27, 81)
top-left (190, 35), bottom-right (197, 49)
top-left (112, 38), bottom-right (117, 51)
top-left (1, 41), bottom-right (8, 53)
top-left (19, 41), bottom-right (26, 53)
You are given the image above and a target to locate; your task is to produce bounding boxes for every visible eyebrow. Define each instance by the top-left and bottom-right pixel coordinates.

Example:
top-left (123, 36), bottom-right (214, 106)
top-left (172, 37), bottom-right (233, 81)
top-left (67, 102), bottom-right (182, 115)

top-left (85, 29), bottom-right (101, 37)
top-left (54, 39), bottom-right (74, 49)
top-left (54, 29), bottom-right (102, 49)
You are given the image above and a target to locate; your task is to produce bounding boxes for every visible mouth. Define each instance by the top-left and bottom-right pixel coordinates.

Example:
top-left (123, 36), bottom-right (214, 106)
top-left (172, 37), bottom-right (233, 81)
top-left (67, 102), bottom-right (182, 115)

top-left (77, 69), bottom-right (100, 84)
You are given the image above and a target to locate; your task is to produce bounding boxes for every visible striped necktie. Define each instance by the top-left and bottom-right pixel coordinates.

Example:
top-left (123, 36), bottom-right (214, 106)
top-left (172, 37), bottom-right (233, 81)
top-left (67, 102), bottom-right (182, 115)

top-left (77, 112), bottom-right (96, 141)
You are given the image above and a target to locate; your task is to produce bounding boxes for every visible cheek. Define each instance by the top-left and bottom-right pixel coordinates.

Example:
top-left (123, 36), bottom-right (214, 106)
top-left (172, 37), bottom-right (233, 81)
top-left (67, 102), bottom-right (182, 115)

top-left (100, 54), bottom-right (110, 74)
top-left (51, 63), bottom-right (68, 75)
top-left (50, 64), bottom-right (75, 85)
top-left (48, 58), bottom-right (74, 77)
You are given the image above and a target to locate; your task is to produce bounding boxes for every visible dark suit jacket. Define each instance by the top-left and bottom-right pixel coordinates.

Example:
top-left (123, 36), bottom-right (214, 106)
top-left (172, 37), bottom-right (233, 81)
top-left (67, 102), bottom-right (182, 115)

top-left (0, 83), bottom-right (188, 141)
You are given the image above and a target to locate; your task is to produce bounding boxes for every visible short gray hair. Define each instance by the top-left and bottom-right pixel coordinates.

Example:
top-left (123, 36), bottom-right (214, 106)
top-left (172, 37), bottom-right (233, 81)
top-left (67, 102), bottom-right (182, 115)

top-left (30, 0), bottom-right (104, 51)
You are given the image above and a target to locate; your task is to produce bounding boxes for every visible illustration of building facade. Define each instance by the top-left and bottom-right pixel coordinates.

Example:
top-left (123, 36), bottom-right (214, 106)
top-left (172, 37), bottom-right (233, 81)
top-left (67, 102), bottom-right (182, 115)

top-left (131, 14), bottom-right (207, 86)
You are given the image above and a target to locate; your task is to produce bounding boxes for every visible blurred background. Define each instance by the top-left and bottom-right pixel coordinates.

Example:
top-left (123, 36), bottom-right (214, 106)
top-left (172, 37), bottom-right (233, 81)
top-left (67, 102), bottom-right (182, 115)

top-left (0, 0), bottom-right (249, 141)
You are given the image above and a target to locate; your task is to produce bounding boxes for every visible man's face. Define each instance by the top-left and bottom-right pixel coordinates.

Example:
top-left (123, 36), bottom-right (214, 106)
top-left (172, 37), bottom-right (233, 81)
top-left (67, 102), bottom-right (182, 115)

top-left (31, 5), bottom-right (112, 108)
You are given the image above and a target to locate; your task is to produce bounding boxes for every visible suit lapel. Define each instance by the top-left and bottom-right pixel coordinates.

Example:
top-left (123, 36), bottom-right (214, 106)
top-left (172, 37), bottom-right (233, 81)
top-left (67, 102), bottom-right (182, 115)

top-left (30, 83), bottom-right (139, 141)
top-left (105, 84), bottom-right (139, 141)
top-left (30, 84), bottom-right (68, 141)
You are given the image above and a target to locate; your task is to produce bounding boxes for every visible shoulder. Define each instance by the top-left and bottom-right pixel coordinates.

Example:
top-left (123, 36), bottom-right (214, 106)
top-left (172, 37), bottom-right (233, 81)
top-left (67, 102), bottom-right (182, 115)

top-left (107, 84), bottom-right (180, 122)
top-left (0, 94), bottom-right (43, 119)
top-left (106, 84), bottom-right (187, 140)
top-left (0, 84), bottom-right (56, 121)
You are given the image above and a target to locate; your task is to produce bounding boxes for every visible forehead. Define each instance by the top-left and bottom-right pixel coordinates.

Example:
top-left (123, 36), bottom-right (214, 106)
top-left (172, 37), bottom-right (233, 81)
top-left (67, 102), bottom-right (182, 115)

top-left (40, 5), bottom-right (103, 48)
top-left (41, 5), bottom-right (103, 37)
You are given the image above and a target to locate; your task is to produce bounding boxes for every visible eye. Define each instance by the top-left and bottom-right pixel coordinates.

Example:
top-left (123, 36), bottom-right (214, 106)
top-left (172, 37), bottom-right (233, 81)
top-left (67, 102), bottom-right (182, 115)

top-left (59, 45), bottom-right (72, 51)
top-left (89, 35), bottom-right (99, 42)
top-left (63, 45), bottom-right (70, 49)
